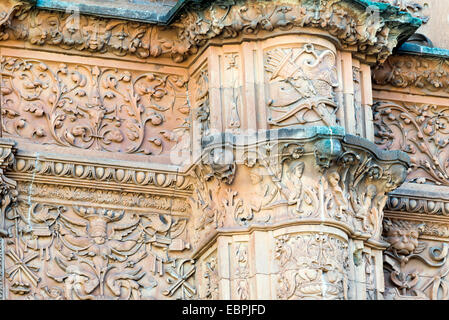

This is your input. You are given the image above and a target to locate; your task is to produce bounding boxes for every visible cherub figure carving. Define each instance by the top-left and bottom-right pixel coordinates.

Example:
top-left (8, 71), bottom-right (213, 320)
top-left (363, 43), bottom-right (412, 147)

top-left (351, 184), bottom-right (378, 233)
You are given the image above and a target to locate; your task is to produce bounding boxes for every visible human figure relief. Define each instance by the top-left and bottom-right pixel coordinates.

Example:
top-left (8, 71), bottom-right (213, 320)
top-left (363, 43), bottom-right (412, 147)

top-left (282, 162), bottom-right (305, 213)
top-left (327, 171), bottom-right (348, 220)
top-left (351, 184), bottom-right (378, 233)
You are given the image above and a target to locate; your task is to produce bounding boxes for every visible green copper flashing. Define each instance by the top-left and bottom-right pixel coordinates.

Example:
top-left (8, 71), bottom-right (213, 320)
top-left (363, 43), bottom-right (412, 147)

top-left (23, 0), bottom-right (423, 29)
top-left (29, 0), bottom-right (207, 25)
top-left (398, 42), bottom-right (449, 60)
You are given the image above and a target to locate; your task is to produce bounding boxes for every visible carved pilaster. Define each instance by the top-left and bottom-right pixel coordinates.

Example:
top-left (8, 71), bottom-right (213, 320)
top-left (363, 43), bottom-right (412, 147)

top-left (191, 125), bottom-right (409, 299)
top-left (0, 139), bottom-right (16, 238)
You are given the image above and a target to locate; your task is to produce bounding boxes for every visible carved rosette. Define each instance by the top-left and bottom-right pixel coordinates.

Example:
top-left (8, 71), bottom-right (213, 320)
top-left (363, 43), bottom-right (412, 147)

top-left (190, 125), bottom-right (409, 299)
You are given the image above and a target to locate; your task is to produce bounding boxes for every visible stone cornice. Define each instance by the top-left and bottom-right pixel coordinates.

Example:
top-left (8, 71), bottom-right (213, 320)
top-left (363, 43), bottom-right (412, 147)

top-left (386, 183), bottom-right (449, 217)
top-left (192, 125), bottom-right (410, 245)
top-left (0, 0), bottom-right (421, 63)
top-left (373, 53), bottom-right (449, 93)
top-left (4, 147), bottom-right (194, 197)
top-left (373, 54), bottom-right (449, 92)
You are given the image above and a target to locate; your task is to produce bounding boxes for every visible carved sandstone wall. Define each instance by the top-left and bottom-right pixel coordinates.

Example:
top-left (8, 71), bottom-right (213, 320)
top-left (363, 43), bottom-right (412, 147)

top-left (1, 0), bottom-right (447, 301)
top-left (373, 52), bottom-right (449, 300)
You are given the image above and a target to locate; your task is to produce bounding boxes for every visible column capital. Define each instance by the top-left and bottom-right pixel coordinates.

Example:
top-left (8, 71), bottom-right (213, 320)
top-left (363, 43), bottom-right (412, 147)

top-left (192, 125), bottom-right (410, 245)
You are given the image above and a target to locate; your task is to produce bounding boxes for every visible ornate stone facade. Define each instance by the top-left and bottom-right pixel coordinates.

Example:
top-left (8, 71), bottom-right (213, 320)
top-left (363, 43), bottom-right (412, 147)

top-left (0, 0), bottom-right (447, 300)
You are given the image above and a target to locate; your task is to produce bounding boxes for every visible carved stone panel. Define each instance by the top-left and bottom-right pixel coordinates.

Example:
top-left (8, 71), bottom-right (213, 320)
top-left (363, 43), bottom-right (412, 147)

top-left (264, 44), bottom-right (339, 128)
top-left (0, 56), bottom-right (190, 163)
top-left (374, 101), bottom-right (449, 185)
top-left (275, 232), bottom-right (349, 300)
top-left (2, 180), bottom-right (195, 300)
top-left (383, 218), bottom-right (449, 300)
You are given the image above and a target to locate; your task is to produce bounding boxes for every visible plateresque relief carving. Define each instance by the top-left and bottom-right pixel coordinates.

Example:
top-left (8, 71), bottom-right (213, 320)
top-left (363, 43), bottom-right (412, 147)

top-left (374, 101), bottom-right (449, 185)
top-left (383, 218), bottom-right (449, 300)
top-left (275, 233), bottom-right (349, 300)
top-left (373, 56), bottom-right (449, 93)
top-left (0, 0), bottom-right (421, 63)
top-left (0, 57), bottom-right (190, 161)
top-left (1, 175), bottom-right (195, 299)
top-left (265, 44), bottom-right (339, 127)
top-left (192, 128), bottom-right (409, 246)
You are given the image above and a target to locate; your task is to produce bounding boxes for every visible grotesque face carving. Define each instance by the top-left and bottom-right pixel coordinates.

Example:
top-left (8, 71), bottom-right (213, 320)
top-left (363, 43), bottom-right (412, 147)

top-left (314, 138), bottom-right (342, 170)
top-left (384, 220), bottom-right (422, 255)
top-left (385, 163), bottom-right (408, 192)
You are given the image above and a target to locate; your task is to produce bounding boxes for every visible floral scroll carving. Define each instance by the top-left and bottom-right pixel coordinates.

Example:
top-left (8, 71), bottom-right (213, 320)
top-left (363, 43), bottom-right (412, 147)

top-left (265, 44), bottom-right (339, 127)
top-left (374, 101), bottom-right (449, 185)
top-left (373, 56), bottom-right (449, 93)
top-left (275, 233), bottom-right (349, 300)
top-left (0, 57), bottom-right (190, 158)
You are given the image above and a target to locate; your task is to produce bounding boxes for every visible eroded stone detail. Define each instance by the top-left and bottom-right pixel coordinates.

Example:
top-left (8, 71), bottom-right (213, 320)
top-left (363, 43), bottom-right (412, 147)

top-left (0, 57), bottom-right (189, 159)
top-left (3, 194), bottom-right (194, 300)
top-left (202, 252), bottom-right (218, 300)
top-left (374, 0), bottom-right (429, 22)
top-left (275, 233), bottom-right (349, 300)
top-left (189, 127), bottom-right (410, 275)
top-left (383, 218), bottom-right (449, 300)
top-left (265, 44), bottom-right (339, 127)
top-left (373, 55), bottom-right (449, 93)
top-left (374, 101), bottom-right (449, 185)
top-left (0, 0), bottom-right (421, 63)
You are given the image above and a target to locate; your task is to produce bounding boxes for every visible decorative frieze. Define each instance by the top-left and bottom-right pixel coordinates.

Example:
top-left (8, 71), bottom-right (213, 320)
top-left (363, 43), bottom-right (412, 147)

top-left (0, 0), bottom-right (421, 63)
top-left (192, 126), bottom-right (409, 244)
top-left (10, 156), bottom-right (193, 193)
top-left (3, 199), bottom-right (194, 300)
top-left (373, 55), bottom-right (449, 93)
